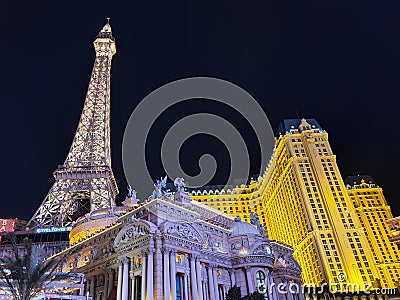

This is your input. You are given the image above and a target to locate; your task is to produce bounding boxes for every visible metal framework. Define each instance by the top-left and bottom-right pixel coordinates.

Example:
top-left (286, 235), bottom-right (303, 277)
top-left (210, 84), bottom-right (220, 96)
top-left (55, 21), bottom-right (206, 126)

top-left (28, 21), bottom-right (119, 228)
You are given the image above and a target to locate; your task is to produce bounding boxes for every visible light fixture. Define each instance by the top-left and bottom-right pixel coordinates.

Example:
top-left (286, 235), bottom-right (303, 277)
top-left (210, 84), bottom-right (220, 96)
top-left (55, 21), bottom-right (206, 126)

top-left (240, 247), bottom-right (248, 256)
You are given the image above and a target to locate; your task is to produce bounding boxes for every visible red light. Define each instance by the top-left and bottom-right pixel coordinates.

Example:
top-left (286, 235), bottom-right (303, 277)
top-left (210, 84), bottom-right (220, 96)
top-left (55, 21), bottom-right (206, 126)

top-left (0, 218), bottom-right (17, 233)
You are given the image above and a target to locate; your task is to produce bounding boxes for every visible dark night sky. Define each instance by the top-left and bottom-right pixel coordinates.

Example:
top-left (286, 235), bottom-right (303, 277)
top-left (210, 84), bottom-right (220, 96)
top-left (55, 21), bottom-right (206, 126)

top-left (1, 1), bottom-right (400, 220)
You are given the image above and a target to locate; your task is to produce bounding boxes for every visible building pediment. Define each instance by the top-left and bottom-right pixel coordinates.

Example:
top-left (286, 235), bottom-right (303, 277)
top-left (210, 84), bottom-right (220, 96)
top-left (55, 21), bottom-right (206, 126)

top-left (251, 243), bottom-right (273, 256)
top-left (114, 220), bottom-right (152, 248)
top-left (162, 221), bottom-right (203, 244)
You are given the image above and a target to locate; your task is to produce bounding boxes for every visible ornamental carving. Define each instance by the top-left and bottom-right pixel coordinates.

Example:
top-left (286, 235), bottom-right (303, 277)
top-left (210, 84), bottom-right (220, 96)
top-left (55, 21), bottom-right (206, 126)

top-left (284, 257), bottom-right (301, 272)
top-left (114, 222), bottom-right (151, 248)
top-left (230, 238), bottom-right (249, 250)
top-left (90, 246), bottom-right (101, 261)
top-left (164, 222), bottom-right (203, 244)
top-left (204, 233), bottom-right (224, 251)
top-left (252, 244), bottom-right (270, 255)
top-left (233, 255), bottom-right (271, 265)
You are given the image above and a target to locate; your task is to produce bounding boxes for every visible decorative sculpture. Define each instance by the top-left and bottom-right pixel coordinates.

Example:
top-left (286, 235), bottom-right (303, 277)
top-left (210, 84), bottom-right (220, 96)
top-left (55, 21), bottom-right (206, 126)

top-left (174, 177), bottom-right (186, 192)
top-left (150, 176), bottom-right (169, 200)
top-left (250, 212), bottom-right (266, 236)
top-left (126, 184), bottom-right (137, 200)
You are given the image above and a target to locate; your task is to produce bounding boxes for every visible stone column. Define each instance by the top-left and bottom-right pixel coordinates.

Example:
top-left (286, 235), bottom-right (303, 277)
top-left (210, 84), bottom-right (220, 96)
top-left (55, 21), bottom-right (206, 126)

top-left (183, 272), bottom-right (189, 300)
top-left (130, 274), bottom-right (136, 300)
top-left (90, 275), bottom-right (95, 298)
top-left (229, 269), bottom-right (236, 287)
top-left (245, 267), bottom-right (254, 295)
top-left (147, 250), bottom-right (154, 300)
top-left (267, 271), bottom-right (278, 300)
top-left (245, 267), bottom-right (253, 294)
top-left (154, 233), bottom-right (163, 300)
top-left (130, 257), bottom-right (136, 300)
top-left (207, 265), bottom-right (216, 300)
top-left (190, 255), bottom-right (199, 300)
top-left (108, 269), bottom-right (114, 297)
top-left (117, 262), bottom-right (123, 300)
top-left (170, 250), bottom-right (177, 300)
top-left (103, 272), bottom-right (109, 300)
top-left (212, 267), bottom-right (219, 300)
top-left (196, 257), bottom-right (203, 300)
top-left (163, 248), bottom-right (171, 300)
top-left (202, 282), bottom-right (207, 300)
top-left (141, 253), bottom-right (147, 300)
top-left (122, 257), bottom-right (130, 300)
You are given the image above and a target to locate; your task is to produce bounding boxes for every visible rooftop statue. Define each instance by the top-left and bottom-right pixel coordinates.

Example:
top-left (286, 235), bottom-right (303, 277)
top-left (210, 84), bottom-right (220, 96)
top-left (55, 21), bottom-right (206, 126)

top-left (150, 176), bottom-right (169, 200)
top-left (174, 177), bottom-right (186, 193)
top-left (250, 212), bottom-right (266, 236)
top-left (126, 185), bottom-right (137, 200)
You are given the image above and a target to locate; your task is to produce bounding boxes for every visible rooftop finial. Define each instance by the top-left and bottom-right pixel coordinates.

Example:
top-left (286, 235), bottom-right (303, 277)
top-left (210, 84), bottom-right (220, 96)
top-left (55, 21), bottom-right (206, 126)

top-left (107, 17), bottom-right (110, 24)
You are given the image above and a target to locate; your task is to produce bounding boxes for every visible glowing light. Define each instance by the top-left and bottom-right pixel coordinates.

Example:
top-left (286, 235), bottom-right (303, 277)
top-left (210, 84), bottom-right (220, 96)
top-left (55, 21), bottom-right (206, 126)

top-left (35, 226), bottom-right (72, 233)
top-left (239, 247), bottom-right (248, 256)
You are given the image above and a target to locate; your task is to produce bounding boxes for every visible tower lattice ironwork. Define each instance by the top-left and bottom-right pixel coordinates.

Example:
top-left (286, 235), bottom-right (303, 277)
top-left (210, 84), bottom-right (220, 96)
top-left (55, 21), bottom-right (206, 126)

top-left (28, 20), bottom-right (119, 228)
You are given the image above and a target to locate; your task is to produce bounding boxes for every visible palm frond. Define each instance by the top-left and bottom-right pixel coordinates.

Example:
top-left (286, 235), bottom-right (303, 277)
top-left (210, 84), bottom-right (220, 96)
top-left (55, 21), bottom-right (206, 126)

top-left (0, 234), bottom-right (80, 300)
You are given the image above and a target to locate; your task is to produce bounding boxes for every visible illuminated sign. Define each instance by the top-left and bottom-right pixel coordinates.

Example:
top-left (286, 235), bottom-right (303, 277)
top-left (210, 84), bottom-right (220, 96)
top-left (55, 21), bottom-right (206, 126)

top-left (35, 226), bottom-right (72, 234)
top-left (0, 219), bottom-right (16, 233)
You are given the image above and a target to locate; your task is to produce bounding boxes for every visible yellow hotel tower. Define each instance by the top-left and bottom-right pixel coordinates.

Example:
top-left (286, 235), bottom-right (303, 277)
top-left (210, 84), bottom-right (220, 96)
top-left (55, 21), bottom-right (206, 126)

top-left (191, 118), bottom-right (400, 291)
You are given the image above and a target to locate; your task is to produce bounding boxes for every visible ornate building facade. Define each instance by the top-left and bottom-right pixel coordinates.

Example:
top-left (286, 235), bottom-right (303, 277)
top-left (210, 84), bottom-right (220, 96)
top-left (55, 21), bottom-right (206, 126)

top-left (56, 185), bottom-right (303, 300)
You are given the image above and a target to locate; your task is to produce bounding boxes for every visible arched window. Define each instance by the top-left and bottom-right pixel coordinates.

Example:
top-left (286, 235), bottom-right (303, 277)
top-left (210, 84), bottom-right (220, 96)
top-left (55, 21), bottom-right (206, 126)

top-left (255, 271), bottom-right (268, 299)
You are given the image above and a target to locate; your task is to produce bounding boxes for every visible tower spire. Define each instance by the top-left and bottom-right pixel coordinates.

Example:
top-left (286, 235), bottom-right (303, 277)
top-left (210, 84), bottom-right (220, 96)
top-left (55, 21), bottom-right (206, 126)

top-left (28, 20), bottom-right (119, 228)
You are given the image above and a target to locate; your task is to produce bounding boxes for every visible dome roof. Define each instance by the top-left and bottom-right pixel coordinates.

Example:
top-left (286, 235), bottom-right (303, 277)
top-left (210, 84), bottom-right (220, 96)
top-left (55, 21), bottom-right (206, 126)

top-left (230, 217), bottom-right (260, 236)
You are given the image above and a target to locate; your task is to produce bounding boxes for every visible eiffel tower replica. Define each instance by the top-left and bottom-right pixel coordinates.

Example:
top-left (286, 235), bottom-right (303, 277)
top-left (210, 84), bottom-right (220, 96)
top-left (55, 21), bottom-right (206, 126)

top-left (28, 20), bottom-right (119, 228)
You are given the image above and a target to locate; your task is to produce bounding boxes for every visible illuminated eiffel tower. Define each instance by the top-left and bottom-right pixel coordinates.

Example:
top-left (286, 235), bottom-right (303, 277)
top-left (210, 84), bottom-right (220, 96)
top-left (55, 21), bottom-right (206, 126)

top-left (28, 20), bottom-right (119, 228)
